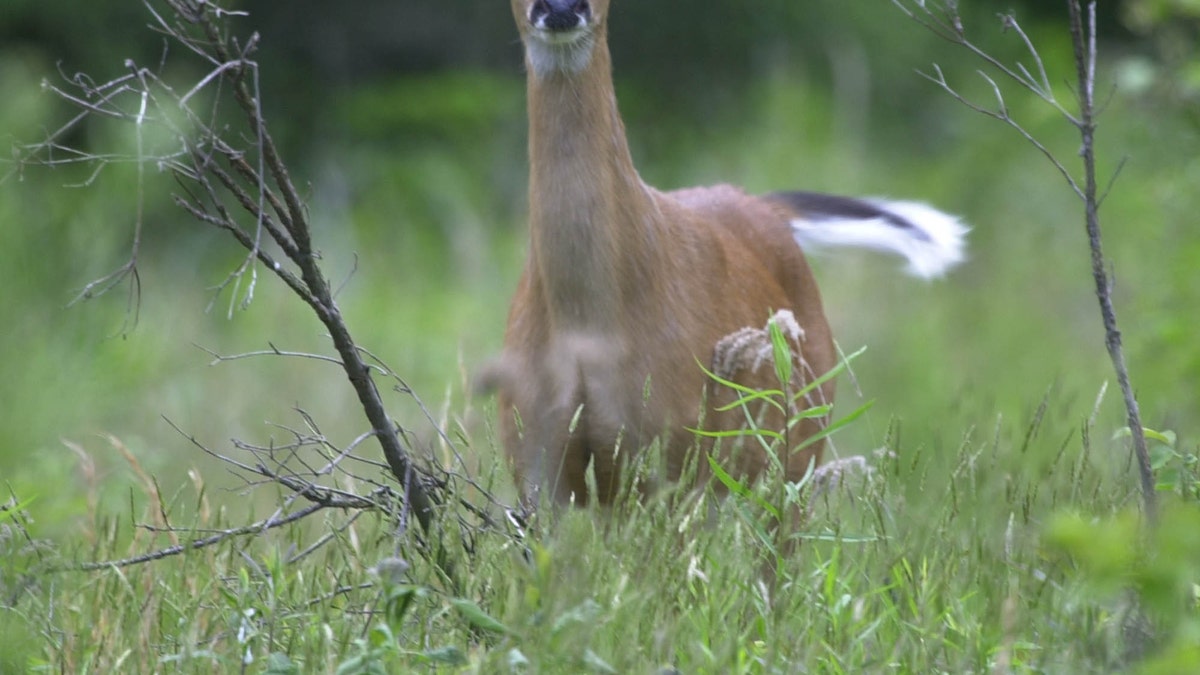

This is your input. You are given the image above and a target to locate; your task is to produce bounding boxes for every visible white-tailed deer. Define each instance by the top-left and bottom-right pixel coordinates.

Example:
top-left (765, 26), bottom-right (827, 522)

top-left (494, 0), bottom-right (966, 506)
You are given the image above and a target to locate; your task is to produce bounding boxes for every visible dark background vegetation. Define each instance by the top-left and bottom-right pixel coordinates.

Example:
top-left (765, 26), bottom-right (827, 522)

top-left (2, 0), bottom-right (1197, 530)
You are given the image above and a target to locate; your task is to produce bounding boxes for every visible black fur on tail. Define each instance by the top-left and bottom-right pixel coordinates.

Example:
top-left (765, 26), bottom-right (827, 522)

top-left (766, 190), bottom-right (930, 242)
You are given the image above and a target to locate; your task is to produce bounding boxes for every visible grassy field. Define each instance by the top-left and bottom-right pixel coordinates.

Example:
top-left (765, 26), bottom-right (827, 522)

top-left (2, 4), bottom-right (1200, 673)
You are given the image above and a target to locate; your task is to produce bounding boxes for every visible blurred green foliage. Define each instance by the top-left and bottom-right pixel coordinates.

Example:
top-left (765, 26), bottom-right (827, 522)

top-left (1120, 0), bottom-right (1200, 126)
top-left (1048, 500), bottom-right (1200, 673)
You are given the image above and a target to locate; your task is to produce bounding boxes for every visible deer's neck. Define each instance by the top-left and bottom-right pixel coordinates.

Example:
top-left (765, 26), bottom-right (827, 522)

top-left (525, 41), bottom-right (660, 329)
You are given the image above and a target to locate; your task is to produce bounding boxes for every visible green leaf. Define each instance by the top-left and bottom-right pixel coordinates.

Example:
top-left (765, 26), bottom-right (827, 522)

top-left (1151, 429), bottom-right (1178, 447)
top-left (768, 314), bottom-right (793, 387)
top-left (450, 598), bottom-right (512, 635)
top-left (264, 653), bottom-right (299, 675)
top-left (793, 400), bottom-right (874, 452)
top-left (707, 454), bottom-right (780, 519)
top-left (694, 359), bottom-right (759, 393)
top-left (706, 454), bottom-right (749, 496)
top-left (384, 584), bottom-right (424, 627)
top-left (1150, 444), bottom-right (1177, 471)
top-left (217, 584), bottom-right (241, 608)
top-left (367, 623), bottom-right (394, 649)
top-left (1113, 426), bottom-right (1177, 447)
top-left (789, 345), bottom-right (867, 401)
top-left (787, 404), bottom-right (834, 422)
top-left (730, 494), bottom-right (778, 554)
top-left (715, 387), bottom-right (787, 415)
top-left (687, 426), bottom-right (784, 443)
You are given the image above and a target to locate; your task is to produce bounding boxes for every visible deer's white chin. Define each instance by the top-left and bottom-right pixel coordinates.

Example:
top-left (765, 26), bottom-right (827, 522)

top-left (525, 31), bottom-right (595, 76)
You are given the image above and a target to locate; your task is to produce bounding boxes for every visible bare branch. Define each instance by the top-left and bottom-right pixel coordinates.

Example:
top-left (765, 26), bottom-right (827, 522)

top-left (62, 502), bottom-right (328, 571)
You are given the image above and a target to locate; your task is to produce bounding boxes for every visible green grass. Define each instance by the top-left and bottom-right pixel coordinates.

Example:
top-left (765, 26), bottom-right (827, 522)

top-left (6, 394), bottom-right (1196, 673)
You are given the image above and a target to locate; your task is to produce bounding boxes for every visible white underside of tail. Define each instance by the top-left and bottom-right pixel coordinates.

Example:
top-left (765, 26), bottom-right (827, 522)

top-left (789, 199), bottom-right (968, 279)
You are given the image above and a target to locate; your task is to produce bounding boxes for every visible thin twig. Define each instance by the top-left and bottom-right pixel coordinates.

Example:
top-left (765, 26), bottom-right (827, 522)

top-left (60, 502), bottom-right (328, 571)
top-left (194, 342), bottom-right (348, 369)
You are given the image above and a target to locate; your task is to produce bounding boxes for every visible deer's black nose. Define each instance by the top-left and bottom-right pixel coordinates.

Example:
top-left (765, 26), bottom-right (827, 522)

top-left (531, 0), bottom-right (591, 32)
